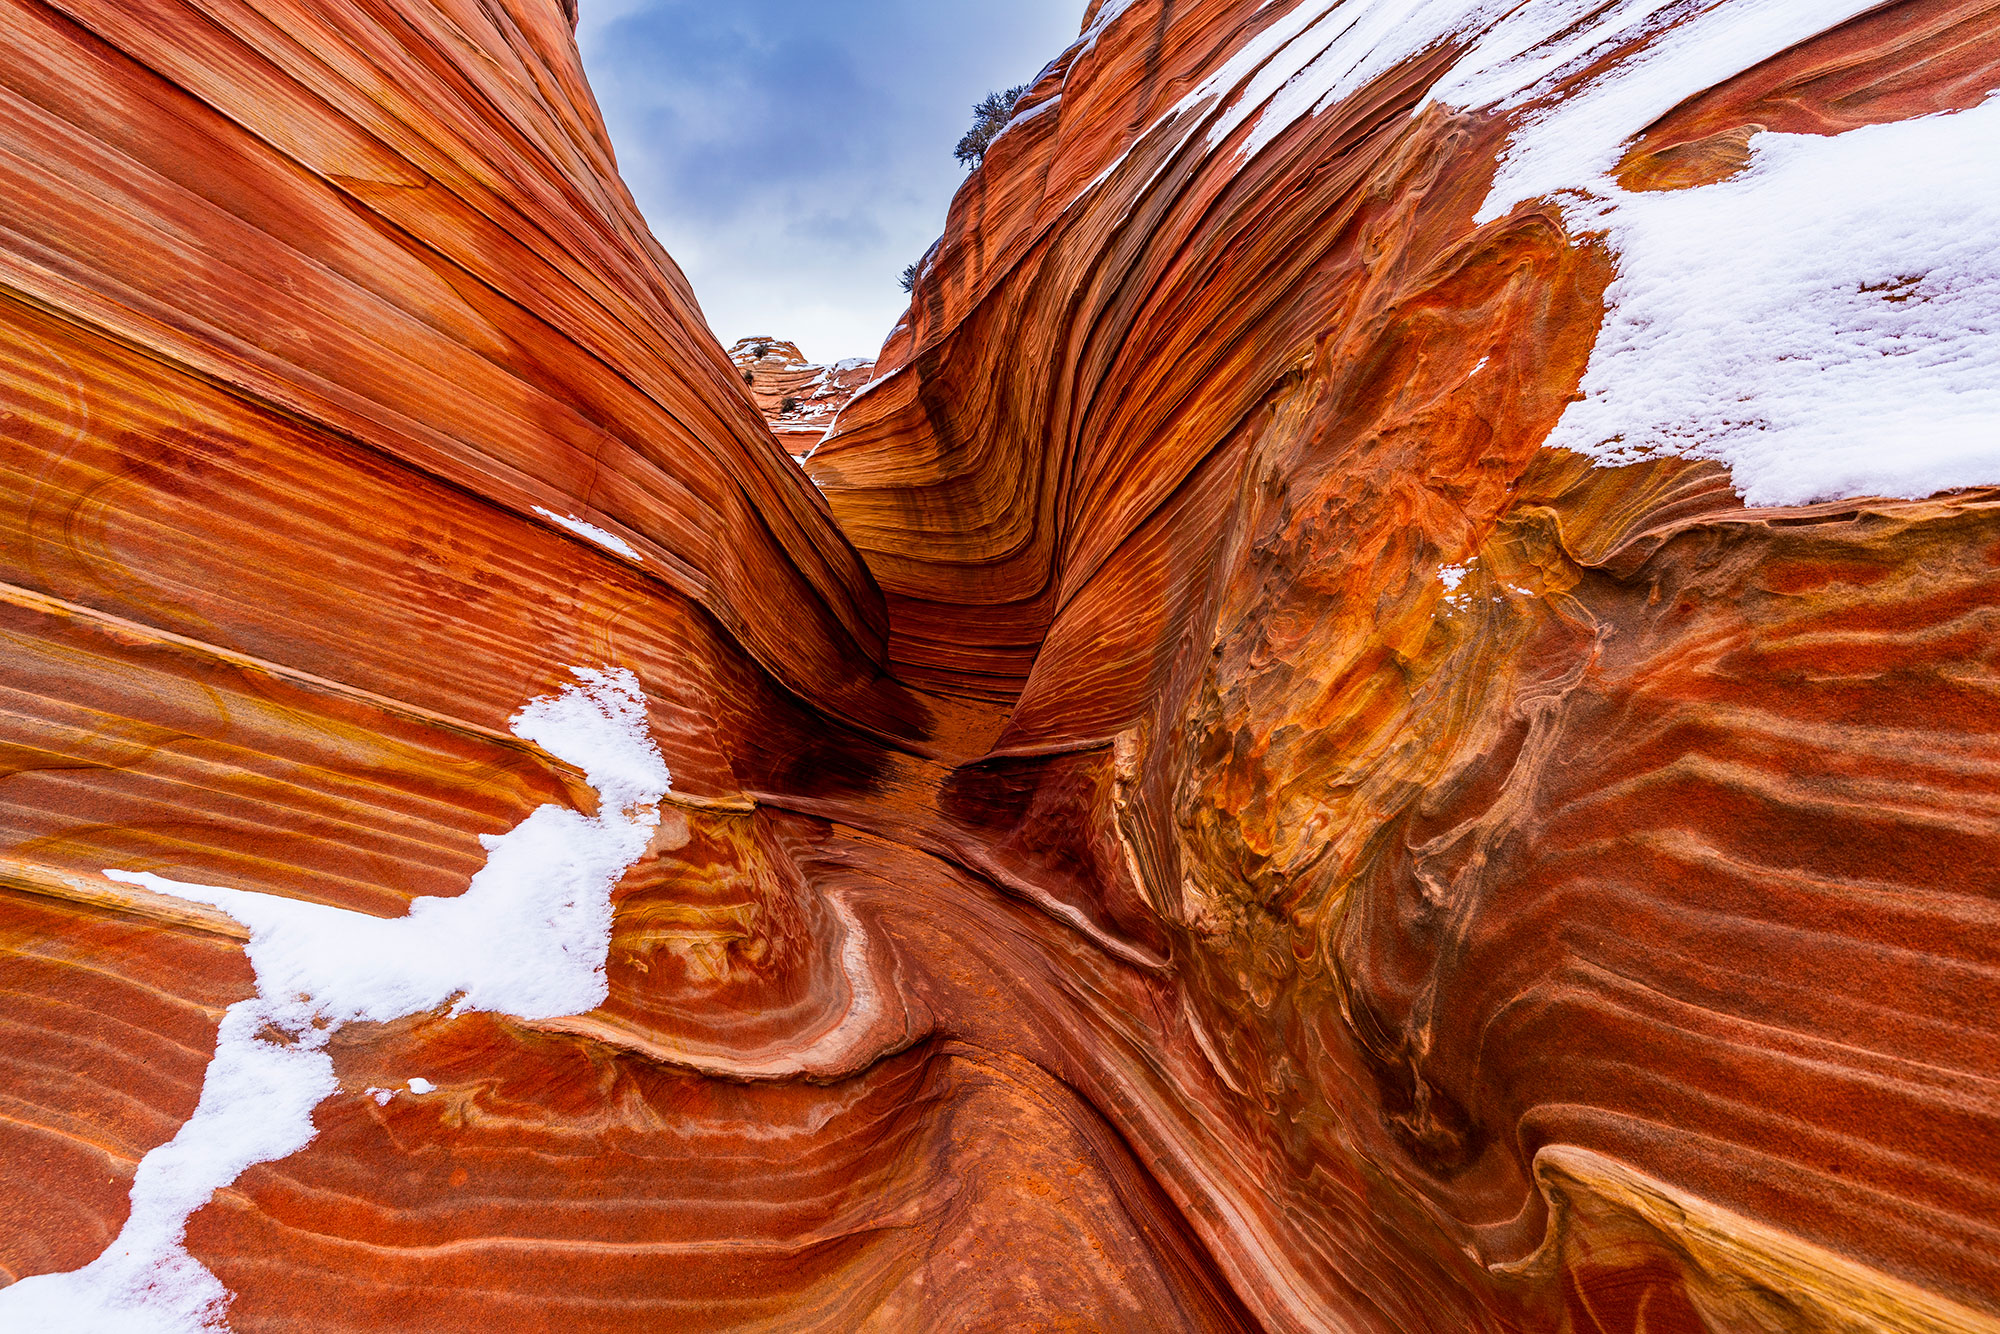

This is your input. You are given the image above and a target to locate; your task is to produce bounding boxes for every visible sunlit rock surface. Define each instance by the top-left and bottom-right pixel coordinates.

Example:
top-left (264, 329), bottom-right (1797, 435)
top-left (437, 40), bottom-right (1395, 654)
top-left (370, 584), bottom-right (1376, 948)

top-left (2, 0), bottom-right (1998, 1331)
top-left (727, 337), bottom-right (876, 458)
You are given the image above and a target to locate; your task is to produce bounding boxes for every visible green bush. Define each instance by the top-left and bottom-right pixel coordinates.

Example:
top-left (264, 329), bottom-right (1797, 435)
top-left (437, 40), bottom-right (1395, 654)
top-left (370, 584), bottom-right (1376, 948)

top-left (955, 85), bottom-right (1028, 170)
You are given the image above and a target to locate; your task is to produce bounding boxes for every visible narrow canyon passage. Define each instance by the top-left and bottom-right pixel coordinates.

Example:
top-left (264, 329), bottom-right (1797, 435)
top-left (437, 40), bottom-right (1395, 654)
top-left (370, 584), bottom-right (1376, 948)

top-left (0, 1), bottom-right (1997, 1331)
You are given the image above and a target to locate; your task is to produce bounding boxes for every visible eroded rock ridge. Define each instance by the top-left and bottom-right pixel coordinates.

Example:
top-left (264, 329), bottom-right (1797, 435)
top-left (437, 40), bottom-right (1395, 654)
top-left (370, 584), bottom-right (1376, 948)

top-left (728, 337), bottom-right (876, 458)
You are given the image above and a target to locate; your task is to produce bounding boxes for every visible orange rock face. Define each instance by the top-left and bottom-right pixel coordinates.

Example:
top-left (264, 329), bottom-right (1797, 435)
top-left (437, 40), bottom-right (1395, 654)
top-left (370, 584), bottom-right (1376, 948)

top-left (728, 338), bottom-right (876, 458)
top-left (3, 0), bottom-right (1999, 1331)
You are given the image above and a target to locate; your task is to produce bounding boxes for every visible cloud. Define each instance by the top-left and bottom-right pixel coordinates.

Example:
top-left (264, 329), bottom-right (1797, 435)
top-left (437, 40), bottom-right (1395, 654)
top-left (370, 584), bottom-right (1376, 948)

top-left (579, 0), bottom-right (1082, 362)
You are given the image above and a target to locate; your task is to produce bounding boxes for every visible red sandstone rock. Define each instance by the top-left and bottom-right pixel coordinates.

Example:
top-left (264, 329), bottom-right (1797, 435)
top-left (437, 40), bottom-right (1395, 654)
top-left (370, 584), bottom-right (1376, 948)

top-left (2, 0), bottom-right (1999, 1331)
top-left (728, 337), bottom-right (875, 458)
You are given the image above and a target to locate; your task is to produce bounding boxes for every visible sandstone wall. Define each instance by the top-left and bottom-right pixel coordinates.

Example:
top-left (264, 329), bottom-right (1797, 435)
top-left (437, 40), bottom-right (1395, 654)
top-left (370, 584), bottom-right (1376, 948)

top-left (2, 1), bottom-right (1998, 1331)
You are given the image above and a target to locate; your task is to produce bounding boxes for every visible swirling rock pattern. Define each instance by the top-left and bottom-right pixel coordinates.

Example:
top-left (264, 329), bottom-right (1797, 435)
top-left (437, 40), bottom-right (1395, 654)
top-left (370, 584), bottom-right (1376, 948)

top-left (1, 0), bottom-right (1997, 1331)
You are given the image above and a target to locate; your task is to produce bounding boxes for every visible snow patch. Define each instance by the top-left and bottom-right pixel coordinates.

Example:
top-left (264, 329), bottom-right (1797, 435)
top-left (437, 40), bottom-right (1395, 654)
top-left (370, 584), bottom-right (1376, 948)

top-left (1548, 101), bottom-right (2000, 504)
top-left (0, 668), bottom-right (669, 1333)
top-left (532, 506), bottom-right (643, 562)
top-left (1002, 93), bottom-right (1063, 136)
top-left (1079, 0), bottom-right (1144, 51)
top-left (1231, 0), bottom-right (1503, 162)
top-left (1447, 0), bottom-right (1886, 225)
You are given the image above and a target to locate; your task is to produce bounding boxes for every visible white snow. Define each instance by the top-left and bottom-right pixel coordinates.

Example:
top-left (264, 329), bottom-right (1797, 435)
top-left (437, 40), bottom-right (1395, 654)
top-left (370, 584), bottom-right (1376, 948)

top-left (1545, 100), bottom-right (2000, 504)
top-left (1201, 2), bottom-right (1360, 157)
top-left (0, 668), bottom-right (668, 1333)
top-left (1078, 0), bottom-right (1144, 52)
top-left (532, 506), bottom-right (643, 562)
top-left (1438, 560), bottom-right (1477, 611)
top-left (1230, 0), bottom-right (1499, 162)
top-left (1216, 0), bottom-right (2000, 508)
top-left (361, 1076), bottom-right (433, 1105)
top-left (1001, 93), bottom-right (1064, 138)
top-left (1443, 0), bottom-right (1885, 225)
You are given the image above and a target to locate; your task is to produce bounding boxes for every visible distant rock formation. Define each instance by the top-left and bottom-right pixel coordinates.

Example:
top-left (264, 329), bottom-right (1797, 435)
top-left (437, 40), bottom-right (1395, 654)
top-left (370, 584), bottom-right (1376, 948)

top-left (2, 0), bottom-right (1999, 1331)
top-left (728, 337), bottom-right (874, 457)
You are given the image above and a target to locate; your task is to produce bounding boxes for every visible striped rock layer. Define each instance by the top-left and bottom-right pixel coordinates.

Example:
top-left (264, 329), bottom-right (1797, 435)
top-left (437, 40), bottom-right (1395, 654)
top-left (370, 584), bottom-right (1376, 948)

top-left (1, 0), bottom-right (1998, 1331)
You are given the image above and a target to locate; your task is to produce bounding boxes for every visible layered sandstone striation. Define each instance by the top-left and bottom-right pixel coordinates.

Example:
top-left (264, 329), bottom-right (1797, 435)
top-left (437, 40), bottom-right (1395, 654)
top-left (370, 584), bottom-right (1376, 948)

top-left (728, 337), bottom-right (876, 457)
top-left (2, 0), bottom-right (1998, 1332)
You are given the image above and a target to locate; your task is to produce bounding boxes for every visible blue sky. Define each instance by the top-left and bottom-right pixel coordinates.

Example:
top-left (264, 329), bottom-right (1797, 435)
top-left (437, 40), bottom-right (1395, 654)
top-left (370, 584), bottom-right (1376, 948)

top-left (578, 1), bottom-right (1084, 363)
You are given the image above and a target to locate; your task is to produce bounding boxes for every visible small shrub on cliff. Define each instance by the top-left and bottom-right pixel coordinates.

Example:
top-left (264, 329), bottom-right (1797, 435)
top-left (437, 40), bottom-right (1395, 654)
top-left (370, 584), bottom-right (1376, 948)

top-left (954, 85), bottom-right (1028, 169)
top-left (752, 342), bottom-right (771, 359)
top-left (779, 396), bottom-right (801, 414)
top-left (740, 368), bottom-right (754, 386)
top-left (900, 262), bottom-right (919, 293)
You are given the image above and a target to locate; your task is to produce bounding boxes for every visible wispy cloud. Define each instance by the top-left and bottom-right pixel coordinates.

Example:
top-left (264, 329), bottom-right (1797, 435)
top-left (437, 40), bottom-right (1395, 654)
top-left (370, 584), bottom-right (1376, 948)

top-left (579, 1), bottom-right (1082, 363)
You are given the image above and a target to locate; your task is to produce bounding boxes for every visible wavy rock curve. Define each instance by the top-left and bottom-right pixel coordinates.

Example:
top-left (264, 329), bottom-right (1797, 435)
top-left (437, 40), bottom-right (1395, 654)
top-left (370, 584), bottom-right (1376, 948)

top-left (2, 0), bottom-right (1998, 1331)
